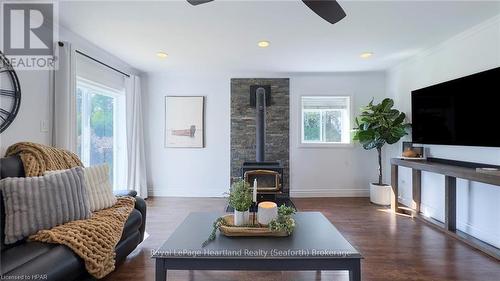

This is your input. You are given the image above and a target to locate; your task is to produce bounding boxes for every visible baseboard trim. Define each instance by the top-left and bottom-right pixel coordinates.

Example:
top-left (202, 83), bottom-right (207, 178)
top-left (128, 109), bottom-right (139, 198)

top-left (290, 188), bottom-right (369, 198)
top-left (148, 188), bottom-right (226, 197)
top-left (149, 188), bottom-right (369, 198)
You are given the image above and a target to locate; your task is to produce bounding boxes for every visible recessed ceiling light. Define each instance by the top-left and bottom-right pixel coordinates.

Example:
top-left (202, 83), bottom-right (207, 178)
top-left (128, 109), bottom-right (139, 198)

top-left (258, 41), bottom-right (270, 48)
top-left (156, 52), bottom-right (168, 59)
top-left (360, 52), bottom-right (374, 59)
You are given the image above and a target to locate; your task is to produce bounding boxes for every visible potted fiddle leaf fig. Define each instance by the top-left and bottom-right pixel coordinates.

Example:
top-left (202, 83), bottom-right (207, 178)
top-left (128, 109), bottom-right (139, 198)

top-left (228, 179), bottom-right (252, 226)
top-left (353, 98), bottom-right (411, 205)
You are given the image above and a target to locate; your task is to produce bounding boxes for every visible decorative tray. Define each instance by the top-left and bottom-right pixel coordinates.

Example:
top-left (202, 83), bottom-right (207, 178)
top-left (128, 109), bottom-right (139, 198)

top-left (218, 214), bottom-right (291, 237)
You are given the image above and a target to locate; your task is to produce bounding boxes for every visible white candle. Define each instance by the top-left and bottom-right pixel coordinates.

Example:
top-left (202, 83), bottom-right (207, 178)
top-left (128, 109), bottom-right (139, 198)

top-left (257, 201), bottom-right (278, 225)
top-left (253, 179), bottom-right (257, 203)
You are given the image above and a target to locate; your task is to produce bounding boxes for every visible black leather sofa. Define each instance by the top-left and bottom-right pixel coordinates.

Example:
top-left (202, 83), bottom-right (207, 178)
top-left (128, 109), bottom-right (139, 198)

top-left (0, 155), bottom-right (147, 281)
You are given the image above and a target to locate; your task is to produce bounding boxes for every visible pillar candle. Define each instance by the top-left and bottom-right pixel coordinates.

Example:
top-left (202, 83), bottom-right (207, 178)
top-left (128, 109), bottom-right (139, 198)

top-left (257, 201), bottom-right (278, 225)
top-left (253, 179), bottom-right (257, 202)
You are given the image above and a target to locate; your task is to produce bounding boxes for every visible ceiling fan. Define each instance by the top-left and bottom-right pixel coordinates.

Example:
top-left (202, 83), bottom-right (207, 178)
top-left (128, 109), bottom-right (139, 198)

top-left (186, 0), bottom-right (346, 25)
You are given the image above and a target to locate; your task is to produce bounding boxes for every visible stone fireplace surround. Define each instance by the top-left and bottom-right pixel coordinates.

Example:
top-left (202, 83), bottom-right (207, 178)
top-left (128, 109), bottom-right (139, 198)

top-left (230, 78), bottom-right (290, 199)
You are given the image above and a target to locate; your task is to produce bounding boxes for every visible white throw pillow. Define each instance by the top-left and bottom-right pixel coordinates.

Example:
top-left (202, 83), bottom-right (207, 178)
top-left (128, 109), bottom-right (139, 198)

top-left (83, 164), bottom-right (117, 211)
top-left (45, 164), bottom-right (117, 212)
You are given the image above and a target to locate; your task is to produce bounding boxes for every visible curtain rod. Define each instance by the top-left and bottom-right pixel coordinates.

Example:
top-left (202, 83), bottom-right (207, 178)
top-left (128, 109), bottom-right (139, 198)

top-left (75, 50), bottom-right (130, 78)
top-left (58, 41), bottom-right (130, 78)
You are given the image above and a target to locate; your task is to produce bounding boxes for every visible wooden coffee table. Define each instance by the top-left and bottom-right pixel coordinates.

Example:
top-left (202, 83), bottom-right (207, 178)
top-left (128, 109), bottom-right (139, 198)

top-left (152, 212), bottom-right (362, 281)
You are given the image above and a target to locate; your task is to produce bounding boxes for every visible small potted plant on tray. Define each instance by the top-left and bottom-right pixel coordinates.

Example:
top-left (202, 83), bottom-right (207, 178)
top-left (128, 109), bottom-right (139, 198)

top-left (228, 179), bottom-right (253, 226)
top-left (269, 205), bottom-right (296, 235)
top-left (203, 204), bottom-right (296, 247)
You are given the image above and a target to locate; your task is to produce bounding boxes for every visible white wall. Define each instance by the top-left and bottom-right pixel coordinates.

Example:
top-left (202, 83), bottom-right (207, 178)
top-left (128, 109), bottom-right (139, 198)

top-left (0, 70), bottom-right (52, 155)
top-left (0, 26), bottom-right (140, 155)
top-left (144, 72), bottom-right (231, 197)
top-left (385, 15), bottom-right (500, 247)
top-left (289, 73), bottom-right (386, 197)
top-left (144, 71), bottom-right (386, 197)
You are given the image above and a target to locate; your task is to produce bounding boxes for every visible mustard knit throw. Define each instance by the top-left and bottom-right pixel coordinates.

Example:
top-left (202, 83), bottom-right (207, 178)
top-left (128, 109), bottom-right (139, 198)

top-left (29, 197), bottom-right (136, 279)
top-left (5, 142), bottom-right (83, 176)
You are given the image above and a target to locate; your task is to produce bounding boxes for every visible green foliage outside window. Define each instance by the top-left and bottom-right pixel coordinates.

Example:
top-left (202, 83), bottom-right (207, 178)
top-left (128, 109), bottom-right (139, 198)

top-left (303, 110), bottom-right (343, 142)
top-left (324, 111), bottom-right (341, 142)
top-left (303, 111), bottom-right (320, 141)
top-left (90, 94), bottom-right (114, 138)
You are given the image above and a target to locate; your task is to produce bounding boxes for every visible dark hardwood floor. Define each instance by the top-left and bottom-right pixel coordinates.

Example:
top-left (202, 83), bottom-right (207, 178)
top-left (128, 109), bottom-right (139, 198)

top-left (104, 197), bottom-right (500, 281)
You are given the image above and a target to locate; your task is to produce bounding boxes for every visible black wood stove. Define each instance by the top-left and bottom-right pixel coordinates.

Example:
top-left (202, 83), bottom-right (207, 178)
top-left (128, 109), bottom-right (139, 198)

top-left (241, 86), bottom-right (286, 203)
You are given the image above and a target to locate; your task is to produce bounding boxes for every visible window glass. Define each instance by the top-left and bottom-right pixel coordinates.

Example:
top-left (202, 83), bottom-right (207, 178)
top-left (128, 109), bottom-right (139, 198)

top-left (303, 111), bottom-right (321, 141)
top-left (301, 96), bottom-right (351, 144)
top-left (76, 78), bottom-right (125, 188)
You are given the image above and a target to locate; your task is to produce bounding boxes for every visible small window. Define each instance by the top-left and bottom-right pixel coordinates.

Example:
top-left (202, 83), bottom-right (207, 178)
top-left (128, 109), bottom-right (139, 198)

top-left (301, 96), bottom-right (351, 144)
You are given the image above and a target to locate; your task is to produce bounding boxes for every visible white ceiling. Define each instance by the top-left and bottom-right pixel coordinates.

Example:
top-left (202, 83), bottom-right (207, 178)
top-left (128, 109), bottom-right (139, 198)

top-left (59, 1), bottom-right (500, 73)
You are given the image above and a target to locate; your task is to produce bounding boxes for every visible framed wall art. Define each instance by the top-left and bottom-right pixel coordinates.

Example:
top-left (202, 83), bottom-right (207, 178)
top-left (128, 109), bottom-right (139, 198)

top-left (165, 96), bottom-right (205, 148)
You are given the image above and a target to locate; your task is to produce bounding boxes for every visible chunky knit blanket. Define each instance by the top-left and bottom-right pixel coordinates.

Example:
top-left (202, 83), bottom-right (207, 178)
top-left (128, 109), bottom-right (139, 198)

top-left (29, 197), bottom-right (136, 279)
top-left (5, 142), bottom-right (83, 176)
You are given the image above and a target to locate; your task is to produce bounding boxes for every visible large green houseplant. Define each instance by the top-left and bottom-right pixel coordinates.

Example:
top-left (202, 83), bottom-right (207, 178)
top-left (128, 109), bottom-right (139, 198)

top-left (353, 98), bottom-right (411, 205)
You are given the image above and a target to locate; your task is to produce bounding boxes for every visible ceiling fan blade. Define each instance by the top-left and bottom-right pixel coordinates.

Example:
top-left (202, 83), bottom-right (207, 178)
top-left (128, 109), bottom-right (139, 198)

top-left (187, 0), bottom-right (214, 6)
top-left (302, 0), bottom-right (346, 24)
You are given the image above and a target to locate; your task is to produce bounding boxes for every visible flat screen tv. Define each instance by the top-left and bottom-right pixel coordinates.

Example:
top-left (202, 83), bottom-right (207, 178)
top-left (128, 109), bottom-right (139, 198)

top-left (411, 66), bottom-right (500, 147)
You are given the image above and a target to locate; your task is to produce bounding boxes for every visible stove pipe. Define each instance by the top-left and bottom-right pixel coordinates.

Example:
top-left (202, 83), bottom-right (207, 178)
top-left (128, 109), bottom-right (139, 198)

top-left (255, 87), bottom-right (266, 162)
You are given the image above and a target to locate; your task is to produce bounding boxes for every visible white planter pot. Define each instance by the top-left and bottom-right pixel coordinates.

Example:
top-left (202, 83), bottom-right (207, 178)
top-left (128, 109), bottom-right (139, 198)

top-left (234, 210), bottom-right (250, 226)
top-left (370, 183), bottom-right (391, 206)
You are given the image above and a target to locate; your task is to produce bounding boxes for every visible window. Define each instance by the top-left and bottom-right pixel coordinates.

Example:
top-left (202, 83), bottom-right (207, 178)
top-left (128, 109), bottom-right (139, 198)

top-left (301, 96), bottom-right (351, 144)
top-left (76, 78), bottom-right (127, 188)
top-left (74, 52), bottom-right (127, 189)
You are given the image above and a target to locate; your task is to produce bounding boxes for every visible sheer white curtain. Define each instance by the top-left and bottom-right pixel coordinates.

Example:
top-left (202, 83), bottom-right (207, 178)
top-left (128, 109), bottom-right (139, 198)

top-left (53, 41), bottom-right (77, 150)
top-left (125, 75), bottom-right (148, 198)
top-left (53, 42), bottom-right (147, 196)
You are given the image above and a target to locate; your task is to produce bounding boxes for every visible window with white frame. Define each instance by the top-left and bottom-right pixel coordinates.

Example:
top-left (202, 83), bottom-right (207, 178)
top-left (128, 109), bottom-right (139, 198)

top-left (301, 96), bottom-right (351, 144)
top-left (75, 78), bottom-right (127, 188)
top-left (75, 53), bottom-right (127, 189)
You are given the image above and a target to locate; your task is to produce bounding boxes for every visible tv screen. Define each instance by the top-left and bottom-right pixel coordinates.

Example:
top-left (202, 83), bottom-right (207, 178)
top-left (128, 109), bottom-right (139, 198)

top-left (411, 67), bottom-right (500, 147)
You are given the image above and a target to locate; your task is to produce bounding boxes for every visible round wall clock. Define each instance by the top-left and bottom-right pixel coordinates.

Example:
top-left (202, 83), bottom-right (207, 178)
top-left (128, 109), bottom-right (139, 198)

top-left (0, 51), bottom-right (21, 134)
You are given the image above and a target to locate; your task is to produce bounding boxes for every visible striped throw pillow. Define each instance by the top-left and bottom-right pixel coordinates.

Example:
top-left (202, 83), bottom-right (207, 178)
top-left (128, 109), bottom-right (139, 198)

top-left (0, 167), bottom-right (91, 244)
top-left (83, 164), bottom-right (117, 212)
top-left (45, 164), bottom-right (117, 212)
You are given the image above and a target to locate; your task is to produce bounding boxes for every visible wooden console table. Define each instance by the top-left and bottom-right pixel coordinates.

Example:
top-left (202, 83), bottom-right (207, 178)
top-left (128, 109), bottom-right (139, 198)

top-left (390, 158), bottom-right (500, 260)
